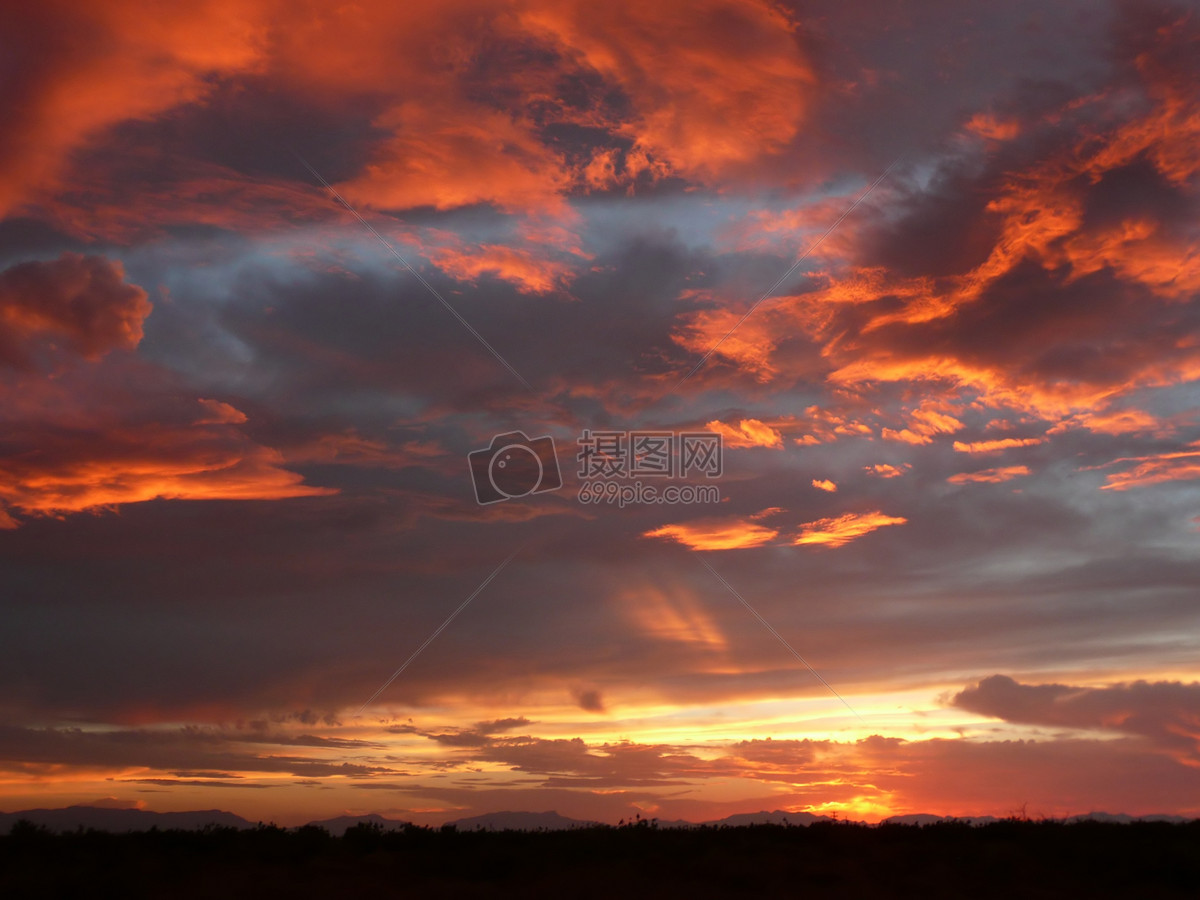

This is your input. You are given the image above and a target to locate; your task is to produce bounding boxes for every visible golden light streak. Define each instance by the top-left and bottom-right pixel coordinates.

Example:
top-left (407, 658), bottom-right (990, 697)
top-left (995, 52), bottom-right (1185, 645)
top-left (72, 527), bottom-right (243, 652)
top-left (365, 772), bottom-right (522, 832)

top-left (644, 517), bottom-right (779, 550)
top-left (793, 511), bottom-right (907, 547)
top-left (952, 437), bottom-right (1043, 453)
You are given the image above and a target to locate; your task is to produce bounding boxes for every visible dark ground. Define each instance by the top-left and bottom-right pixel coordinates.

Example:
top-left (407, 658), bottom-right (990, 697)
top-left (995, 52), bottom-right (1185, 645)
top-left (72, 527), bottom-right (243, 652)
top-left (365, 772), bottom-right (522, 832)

top-left (2, 818), bottom-right (1198, 898)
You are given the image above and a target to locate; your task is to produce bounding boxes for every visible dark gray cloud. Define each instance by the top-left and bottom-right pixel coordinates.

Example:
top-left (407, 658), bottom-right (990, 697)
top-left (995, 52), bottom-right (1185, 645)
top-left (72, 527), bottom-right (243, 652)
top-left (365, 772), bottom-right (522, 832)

top-left (952, 675), bottom-right (1200, 756)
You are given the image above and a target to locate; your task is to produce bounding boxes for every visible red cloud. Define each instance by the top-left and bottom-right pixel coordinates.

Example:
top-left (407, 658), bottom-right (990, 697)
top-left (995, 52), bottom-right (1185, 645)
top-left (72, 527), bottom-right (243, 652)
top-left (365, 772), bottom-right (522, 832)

top-left (963, 111), bottom-right (1021, 142)
top-left (0, 254), bottom-right (151, 368)
top-left (519, 0), bottom-right (812, 183)
top-left (0, 0), bottom-right (269, 217)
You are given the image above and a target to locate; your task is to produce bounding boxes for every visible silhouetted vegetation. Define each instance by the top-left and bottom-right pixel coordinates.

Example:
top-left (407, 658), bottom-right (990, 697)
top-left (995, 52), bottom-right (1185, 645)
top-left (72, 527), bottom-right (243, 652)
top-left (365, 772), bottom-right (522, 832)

top-left (3, 818), bottom-right (1198, 898)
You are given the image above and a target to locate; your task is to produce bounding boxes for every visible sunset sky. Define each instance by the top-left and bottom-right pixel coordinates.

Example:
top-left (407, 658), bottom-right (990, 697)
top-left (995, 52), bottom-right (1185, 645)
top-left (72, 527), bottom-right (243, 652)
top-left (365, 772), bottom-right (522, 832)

top-left (2, 0), bottom-right (1199, 826)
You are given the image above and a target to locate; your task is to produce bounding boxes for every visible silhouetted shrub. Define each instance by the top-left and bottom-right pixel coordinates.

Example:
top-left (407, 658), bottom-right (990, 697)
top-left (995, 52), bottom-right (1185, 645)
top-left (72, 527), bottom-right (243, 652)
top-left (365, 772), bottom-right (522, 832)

top-left (1, 818), bottom-right (1197, 899)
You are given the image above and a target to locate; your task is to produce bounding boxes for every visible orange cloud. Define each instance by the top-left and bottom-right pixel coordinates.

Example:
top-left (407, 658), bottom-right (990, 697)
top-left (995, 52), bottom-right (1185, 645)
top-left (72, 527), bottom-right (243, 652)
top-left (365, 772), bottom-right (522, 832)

top-left (1049, 408), bottom-right (1168, 437)
top-left (339, 104), bottom-right (572, 216)
top-left (1098, 450), bottom-right (1200, 491)
top-left (667, 25), bottom-right (1200, 430)
top-left (947, 465), bottom-right (1031, 485)
top-left (672, 303), bottom-right (782, 382)
top-left (794, 406), bottom-right (874, 445)
top-left (881, 428), bottom-right (938, 445)
top-left (1055, 218), bottom-right (1200, 302)
top-left (0, 421), bottom-right (335, 522)
top-left (195, 399), bottom-right (248, 425)
top-left (1076, 15), bottom-right (1200, 190)
top-left (811, 479), bottom-right (837, 492)
top-left (283, 0), bottom-right (812, 218)
top-left (0, 0), bottom-right (270, 217)
top-left (0, 387), bottom-right (335, 525)
top-left (426, 242), bottom-right (576, 294)
top-left (5, 0), bottom-right (815, 272)
top-left (644, 516), bottom-right (778, 551)
top-left (964, 111), bottom-right (1021, 141)
top-left (718, 194), bottom-right (869, 260)
top-left (704, 418), bottom-right (782, 449)
top-left (793, 511), bottom-right (907, 548)
top-left (211, 1), bottom-right (577, 218)
top-left (881, 402), bottom-right (964, 445)
top-left (864, 464), bottom-right (909, 479)
top-left (519, 0), bottom-right (812, 183)
top-left (828, 354), bottom-right (1145, 422)
top-left (953, 437), bottom-right (1044, 453)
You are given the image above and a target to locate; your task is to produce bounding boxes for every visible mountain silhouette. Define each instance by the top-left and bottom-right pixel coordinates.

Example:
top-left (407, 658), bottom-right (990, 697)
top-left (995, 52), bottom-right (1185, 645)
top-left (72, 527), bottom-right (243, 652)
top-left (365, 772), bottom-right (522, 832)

top-left (0, 805), bottom-right (251, 833)
top-left (4, 805), bottom-right (1191, 835)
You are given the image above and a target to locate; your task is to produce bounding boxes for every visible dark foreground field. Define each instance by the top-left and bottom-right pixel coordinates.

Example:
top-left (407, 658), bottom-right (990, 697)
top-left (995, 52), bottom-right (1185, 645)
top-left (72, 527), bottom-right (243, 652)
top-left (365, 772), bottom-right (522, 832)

top-left (3, 819), bottom-right (1198, 899)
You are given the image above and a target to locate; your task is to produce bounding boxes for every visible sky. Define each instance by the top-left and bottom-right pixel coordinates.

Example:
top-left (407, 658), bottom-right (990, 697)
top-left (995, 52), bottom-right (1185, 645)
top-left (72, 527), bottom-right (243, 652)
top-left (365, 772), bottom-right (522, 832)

top-left (1, 0), bottom-right (1199, 826)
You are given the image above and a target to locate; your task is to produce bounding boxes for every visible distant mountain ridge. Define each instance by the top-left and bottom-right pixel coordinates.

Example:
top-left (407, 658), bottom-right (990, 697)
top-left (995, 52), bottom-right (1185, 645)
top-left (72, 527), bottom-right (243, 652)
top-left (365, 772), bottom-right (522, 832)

top-left (442, 809), bottom-right (840, 830)
top-left (0, 806), bottom-right (252, 833)
top-left (1, 805), bottom-right (1191, 834)
top-left (706, 810), bottom-right (835, 827)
